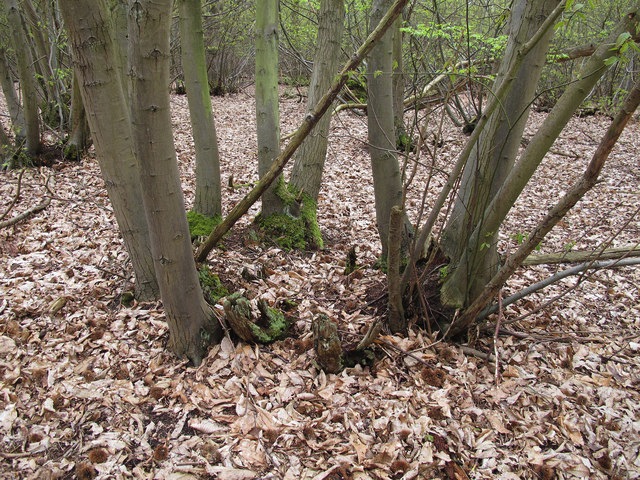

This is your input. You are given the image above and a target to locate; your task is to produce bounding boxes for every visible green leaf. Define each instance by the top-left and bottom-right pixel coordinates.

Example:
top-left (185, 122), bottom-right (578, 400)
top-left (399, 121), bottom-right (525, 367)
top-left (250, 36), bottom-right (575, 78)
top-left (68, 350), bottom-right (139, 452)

top-left (604, 56), bottom-right (620, 67)
top-left (615, 32), bottom-right (631, 48)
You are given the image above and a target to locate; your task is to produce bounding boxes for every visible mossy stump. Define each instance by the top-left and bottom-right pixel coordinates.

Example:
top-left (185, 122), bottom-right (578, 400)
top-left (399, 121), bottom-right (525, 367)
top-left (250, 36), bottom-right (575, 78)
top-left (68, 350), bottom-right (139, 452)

top-left (312, 314), bottom-right (344, 374)
top-left (223, 293), bottom-right (290, 344)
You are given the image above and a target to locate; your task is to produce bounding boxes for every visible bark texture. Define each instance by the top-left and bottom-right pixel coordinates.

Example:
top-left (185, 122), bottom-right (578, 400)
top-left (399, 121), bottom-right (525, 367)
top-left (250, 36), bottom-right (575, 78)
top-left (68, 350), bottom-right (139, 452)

top-left (289, 0), bottom-right (345, 201)
top-left (128, 0), bottom-right (221, 365)
top-left (442, 5), bottom-right (640, 309)
top-left (367, 0), bottom-right (409, 259)
top-left (178, 0), bottom-right (222, 217)
top-left (450, 73), bottom-right (640, 336)
top-left (0, 47), bottom-right (25, 143)
top-left (440, 0), bottom-right (561, 308)
top-left (255, 0), bottom-right (284, 216)
top-left (3, 0), bottom-right (40, 156)
top-left (60, 0), bottom-right (159, 301)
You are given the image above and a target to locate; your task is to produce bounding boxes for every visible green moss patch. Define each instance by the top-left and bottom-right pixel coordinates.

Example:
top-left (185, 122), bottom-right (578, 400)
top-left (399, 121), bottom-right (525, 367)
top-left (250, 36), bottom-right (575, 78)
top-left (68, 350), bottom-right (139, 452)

top-left (197, 265), bottom-right (229, 304)
top-left (187, 211), bottom-right (221, 240)
top-left (256, 181), bottom-right (323, 250)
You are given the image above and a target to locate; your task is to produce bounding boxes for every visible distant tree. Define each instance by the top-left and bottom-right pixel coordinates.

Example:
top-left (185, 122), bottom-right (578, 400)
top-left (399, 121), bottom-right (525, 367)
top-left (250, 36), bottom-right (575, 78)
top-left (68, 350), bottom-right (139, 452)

top-left (64, 74), bottom-right (89, 160)
top-left (178, 0), bottom-right (223, 218)
top-left (2, 0), bottom-right (40, 158)
top-left (0, 47), bottom-right (25, 147)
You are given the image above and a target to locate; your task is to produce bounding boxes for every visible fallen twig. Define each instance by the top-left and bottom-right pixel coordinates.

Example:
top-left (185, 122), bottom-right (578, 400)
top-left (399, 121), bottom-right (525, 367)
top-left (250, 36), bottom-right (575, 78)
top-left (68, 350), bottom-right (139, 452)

top-left (0, 168), bottom-right (25, 222)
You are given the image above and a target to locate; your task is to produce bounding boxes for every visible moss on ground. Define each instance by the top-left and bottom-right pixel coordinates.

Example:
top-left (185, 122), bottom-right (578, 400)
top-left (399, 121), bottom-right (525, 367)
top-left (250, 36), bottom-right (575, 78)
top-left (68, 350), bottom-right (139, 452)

top-left (187, 211), bottom-right (221, 240)
top-left (197, 265), bottom-right (228, 304)
top-left (256, 180), bottom-right (323, 250)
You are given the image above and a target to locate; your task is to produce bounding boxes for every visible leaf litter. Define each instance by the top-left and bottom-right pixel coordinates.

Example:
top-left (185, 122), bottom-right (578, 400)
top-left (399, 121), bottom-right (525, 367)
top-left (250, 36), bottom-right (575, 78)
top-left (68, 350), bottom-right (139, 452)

top-left (0, 88), bottom-right (639, 479)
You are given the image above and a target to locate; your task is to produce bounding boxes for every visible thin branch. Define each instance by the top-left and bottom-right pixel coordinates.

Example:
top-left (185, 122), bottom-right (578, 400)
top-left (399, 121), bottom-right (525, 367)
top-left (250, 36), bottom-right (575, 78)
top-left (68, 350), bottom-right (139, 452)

top-left (0, 168), bottom-right (25, 221)
top-left (479, 257), bottom-right (640, 320)
top-left (400, 0), bottom-right (568, 290)
top-left (451, 73), bottom-right (640, 335)
top-left (0, 196), bottom-right (51, 228)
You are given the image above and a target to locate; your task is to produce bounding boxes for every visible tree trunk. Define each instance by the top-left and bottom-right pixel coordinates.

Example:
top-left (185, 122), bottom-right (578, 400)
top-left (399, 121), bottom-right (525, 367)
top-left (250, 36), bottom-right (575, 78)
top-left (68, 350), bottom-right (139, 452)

top-left (367, 0), bottom-right (410, 259)
top-left (64, 73), bottom-right (90, 160)
top-left (392, 16), bottom-right (407, 149)
top-left (107, 0), bottom-right (129, 94)
top-left (128, 0), bottom-right (222, 365)
top-left (21, 0), bottom-right (62, 127)
top-left (289, 0), bottom-right (345, 202)
top-left (178, 0), bottom-right (222, 218)
top-left (59, 0), bottom-right (159, 301)
top-left (440, 0), bottom-right (560, 308)
top-left (450, 74), bottom-right (640, 336)
top-left (255, 0), bottom-right (285, 217)
top-left (2, 0), bottom-right (40, 156)
top-left (442, 4), bottom-right (640, 309)
top-left (0, 47), bottom-right (25, 144)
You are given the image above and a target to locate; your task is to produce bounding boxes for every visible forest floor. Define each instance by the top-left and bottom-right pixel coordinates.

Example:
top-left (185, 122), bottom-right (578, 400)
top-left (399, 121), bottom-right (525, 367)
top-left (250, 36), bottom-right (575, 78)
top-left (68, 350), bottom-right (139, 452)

top-left (1, 88), bottom-right (639, 480)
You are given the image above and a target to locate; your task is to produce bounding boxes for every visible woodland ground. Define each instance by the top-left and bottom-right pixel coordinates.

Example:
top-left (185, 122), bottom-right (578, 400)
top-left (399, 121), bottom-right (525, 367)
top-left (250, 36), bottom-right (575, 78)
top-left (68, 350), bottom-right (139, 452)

top-left (0, 88), bottom-right (639, 480)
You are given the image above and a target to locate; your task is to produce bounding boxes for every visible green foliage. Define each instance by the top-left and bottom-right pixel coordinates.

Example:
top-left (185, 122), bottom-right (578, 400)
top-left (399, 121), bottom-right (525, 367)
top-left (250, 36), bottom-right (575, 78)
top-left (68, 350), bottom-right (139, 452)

top-left (438, 264), bottom-right (450, 280)
top-left (197, 265), bottom-right (229, 304)
top-left (187, 211), bottom-right (221, 240)
top-left (511, 232), bottom-right (542, 251)
top-left (539, 0), bottom-right (638, 111)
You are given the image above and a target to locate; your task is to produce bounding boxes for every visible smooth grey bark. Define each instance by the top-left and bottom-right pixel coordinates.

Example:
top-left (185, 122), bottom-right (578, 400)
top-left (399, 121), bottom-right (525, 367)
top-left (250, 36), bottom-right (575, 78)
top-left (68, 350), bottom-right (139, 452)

top-left (128, 0), bottom-right (221, 365)
top-left (255, 0), bottom-right (285, 217)
top-left (178, 0), bottom-right (222, 217)
top-left (0, 48), bottom-right (25, 143)
top-left (289, 0), bottom-right (345, 201)
top-left (392, 16), bottom-right (407, 148)
top-left (440, 0), bottom-right (561, 308)
top-left (451, 73), bottom-right (640, 336)
top-left (400, 1), bottom-right (568, 295)
top-left (59, 0), bottom-right (159, 301)
top-left (2, 0), bottom-right (40, 156)
top-left (367, 0), bottom-right (410, 259)
top-left (442, 4), bottom-right (640, 309)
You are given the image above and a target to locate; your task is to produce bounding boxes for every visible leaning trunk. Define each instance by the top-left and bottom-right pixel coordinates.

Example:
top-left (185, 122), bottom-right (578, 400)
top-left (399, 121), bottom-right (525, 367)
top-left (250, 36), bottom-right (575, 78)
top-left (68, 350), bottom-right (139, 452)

top-left (441, 4), bottom-right (640, 309)
top-left (440, 0), bottom-right (560, 308)
top-left (60, 0), bottom-right (159, 301)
